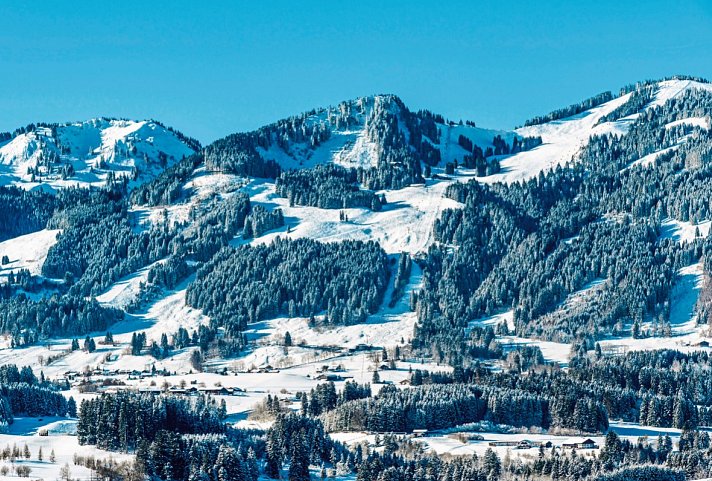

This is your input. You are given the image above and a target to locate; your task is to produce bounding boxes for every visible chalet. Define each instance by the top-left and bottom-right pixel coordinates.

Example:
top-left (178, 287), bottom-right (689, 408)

top-left (562, 438), bottom-right (598, 450)
top-left (198, 386), bottom-right (231, 396)
top-left (348, 344), bottom-right (373, 353)
top-left (412, 429), bottom-right (428, 437)
top-left (196, 386), bottom-right (243, 396)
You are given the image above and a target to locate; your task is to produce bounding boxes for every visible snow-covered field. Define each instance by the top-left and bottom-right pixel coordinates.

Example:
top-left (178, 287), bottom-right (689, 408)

top-left (331, 420), bottom-right (686, 461)
top-left (660, 218), bottom-right (711, 243)
top-left (0, 418), bottom-right (132, 481)
top-left (402, 421), bottom-right (682, 459)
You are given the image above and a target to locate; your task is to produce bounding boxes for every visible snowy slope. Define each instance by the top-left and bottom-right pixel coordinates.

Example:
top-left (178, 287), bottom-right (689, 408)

top-left (0, 229), bottom-right (60, 281)
top-left (0, 119), bottom-right (198, 191)
top-left (240, 176), bottom-right (461, 255)
top-left (649, 78), bottom-right (712, 108)
top-left (471, 93), bottom-right (635, 184)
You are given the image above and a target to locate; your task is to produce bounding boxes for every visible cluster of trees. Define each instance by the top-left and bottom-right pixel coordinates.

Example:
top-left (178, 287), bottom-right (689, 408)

top-left (0, 295), bottom-right (122, 343)
top-left (276, 164), bottom-right (383, 210)
top-left (42, 189), bottom-right (174, 297)
top-left (523, 91), bottom-right (614, 126)
top-left (77, 392), bottom-right (226, 451)
top-left (321, 380), bottom-right (608, 434)
top-left (242, 205), bottom-right (284, 238)
top-left (0, 187), bottom-right (56, 241)
top-left (298, 381), bottom-right (371, 417)
top-left (389, 252), bottom-right (412, 307)
top-left (130, 154), bottom-right (203, 206)
top-left (264, 413), bottom-right (352, 480)
top-left (181, 192), bottom-right (252, 261)
top-left (139, 432), bottom-right (260, 481)
top-left (570, 349), bottom-right (712, 428)
top-left (147, 256), bottom-right (191, 290)
top-left (186, 238), bottom-right (389, 335)
top-left (0, 365), bottom-right (73, 429)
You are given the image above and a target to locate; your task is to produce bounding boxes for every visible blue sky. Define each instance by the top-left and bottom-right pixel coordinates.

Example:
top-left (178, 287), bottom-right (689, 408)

top-left (1, 1), bottom-right (711, 143)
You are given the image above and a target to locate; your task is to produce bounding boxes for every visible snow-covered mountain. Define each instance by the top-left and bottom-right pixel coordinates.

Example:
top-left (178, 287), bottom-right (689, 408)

top-left (3, 75), bottom-right (712, 437)
top-left (0, 118), bottom-right (200, 192)
top-left (251, 94), bottom-right (521, 171)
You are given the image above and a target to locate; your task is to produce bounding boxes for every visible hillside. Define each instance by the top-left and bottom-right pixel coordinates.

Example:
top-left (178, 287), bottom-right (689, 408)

top-left (1, 75), bottom-right (712, 481)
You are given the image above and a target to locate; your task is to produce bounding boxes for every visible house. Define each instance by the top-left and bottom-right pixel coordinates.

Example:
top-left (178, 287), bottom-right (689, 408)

top-left (578, 439), bottom-right (598, 449)
top-left (412, 429), bottom-right (428, 437)
top-left (198, 386), bottom-right (231, 396)
top-left (562, 438), bottom-right (599, 450)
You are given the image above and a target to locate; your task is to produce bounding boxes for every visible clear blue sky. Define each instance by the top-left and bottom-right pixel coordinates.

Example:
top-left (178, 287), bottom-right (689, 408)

top-left (1, 1), bottom-right (711, 144)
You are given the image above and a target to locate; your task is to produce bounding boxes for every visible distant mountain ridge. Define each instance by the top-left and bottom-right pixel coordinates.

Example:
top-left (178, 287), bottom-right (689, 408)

top-left (0, 118), bottom-right (200, 192)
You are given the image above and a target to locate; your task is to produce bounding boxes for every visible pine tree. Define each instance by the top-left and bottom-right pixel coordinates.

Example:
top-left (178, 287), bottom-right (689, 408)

top-left (288, 434), bottom-right (311, 481)
top-left (67, 396), bottom-right (77, 417)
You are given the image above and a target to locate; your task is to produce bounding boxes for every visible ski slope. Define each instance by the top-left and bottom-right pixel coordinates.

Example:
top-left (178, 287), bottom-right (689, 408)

top-left (241, 175), bottom-right (462, 255)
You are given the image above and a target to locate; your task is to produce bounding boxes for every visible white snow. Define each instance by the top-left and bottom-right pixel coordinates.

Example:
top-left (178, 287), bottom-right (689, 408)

top-left (95, 259), bottom-right (166, 309)
top-left (649, 79), bottom-right (712, 108)
top-left (395, 420), bottom-right (682, 459)
top-left (659, 219), bottom-right (711, 243)
top-left (241, 177), bottom-right (461, 255)
top-left (468, 310), bottom-right (514, 332)
top-left (0, 417), bottom-right (133, 481)
top-left (0, 229), bottom-right (60, 281)
top-left (497, 336), bottom-right (572, 367)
